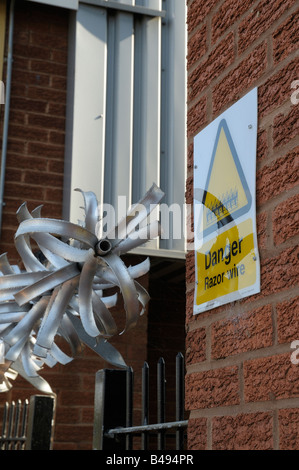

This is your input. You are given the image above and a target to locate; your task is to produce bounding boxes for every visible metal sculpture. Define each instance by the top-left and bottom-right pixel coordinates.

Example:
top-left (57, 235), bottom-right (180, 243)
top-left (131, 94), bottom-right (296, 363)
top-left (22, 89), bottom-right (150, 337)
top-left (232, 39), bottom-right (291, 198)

top-left (0, 184), bottom-right (164, 393)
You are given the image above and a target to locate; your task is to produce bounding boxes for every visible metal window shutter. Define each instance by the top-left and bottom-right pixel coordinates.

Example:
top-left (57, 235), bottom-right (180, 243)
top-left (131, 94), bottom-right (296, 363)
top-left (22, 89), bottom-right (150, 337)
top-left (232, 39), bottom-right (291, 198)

top-left (64, 0), bottom-right (186, 258)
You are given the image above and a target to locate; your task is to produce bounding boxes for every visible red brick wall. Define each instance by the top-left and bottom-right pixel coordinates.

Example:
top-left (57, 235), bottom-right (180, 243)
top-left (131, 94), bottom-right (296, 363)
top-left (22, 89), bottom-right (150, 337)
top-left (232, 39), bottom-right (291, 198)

top-left (0, 2), bottom-right (67, 264)
top-left (186, 0), bottom-right (299, 450)
top-left (0, 2), bottom-right (149, 450)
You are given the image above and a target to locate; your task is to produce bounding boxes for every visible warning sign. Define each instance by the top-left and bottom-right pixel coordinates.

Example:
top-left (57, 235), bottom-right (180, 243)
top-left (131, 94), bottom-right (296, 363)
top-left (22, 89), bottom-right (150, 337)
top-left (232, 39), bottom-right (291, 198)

top-left (193, 88), bottom-right (260, 314)
top-left (201, 119), bottom-right (252, 237)
top-left (195, 219), bottom-right (257, 305)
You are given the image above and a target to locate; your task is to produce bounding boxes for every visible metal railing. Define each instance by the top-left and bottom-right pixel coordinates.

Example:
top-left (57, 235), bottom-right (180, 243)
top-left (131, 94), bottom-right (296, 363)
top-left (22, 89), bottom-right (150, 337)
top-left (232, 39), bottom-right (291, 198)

top-left (0, 395), bottom-right (55, 450)
top-left (93, 353), bottom-right (188, 450)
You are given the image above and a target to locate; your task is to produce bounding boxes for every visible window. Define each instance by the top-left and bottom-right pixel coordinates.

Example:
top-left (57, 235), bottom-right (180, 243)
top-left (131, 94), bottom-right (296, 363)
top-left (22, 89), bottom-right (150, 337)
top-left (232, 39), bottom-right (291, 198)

top-left (64, 0), bottom-right (187, 257)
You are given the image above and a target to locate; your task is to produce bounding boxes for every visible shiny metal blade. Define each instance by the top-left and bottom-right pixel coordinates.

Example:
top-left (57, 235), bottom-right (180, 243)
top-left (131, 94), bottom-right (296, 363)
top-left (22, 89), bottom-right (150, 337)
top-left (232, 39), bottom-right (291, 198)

top-left (0, 185), bottom-right (163, 391)
top-left (103, 253), bottom-right (140, 332)
top-left (14, 263), bottom-right (80, 306)
top-left (35, 277), bottom-right (79, 352)
top-left (12, 359), bottom-right (53, 394)
top-left (78, 250), bottom-right (101, 337)
top-left (15, 218), bottom-right (98, 248)
top-left (67, 313), bottom-right (127, 369)
top-left (92, 291), bottom-right (118, 336)
top-left (0, 253), bottom-right (15, 274)
top-left (106, 183), bottom-right (164, 242)
top-left (75, 188), bottom-right (99, 234)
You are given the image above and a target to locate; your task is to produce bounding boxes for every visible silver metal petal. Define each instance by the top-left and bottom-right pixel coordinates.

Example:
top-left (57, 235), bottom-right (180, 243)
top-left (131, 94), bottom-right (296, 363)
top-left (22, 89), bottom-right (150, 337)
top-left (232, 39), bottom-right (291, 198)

top-left (114, 221), bottom-right (161, 255)
top-left (14, 263), bottom-right (80, 306)
top-left (0, 339), bottom-right (5, 364)
top-left (12, 358), bottom-right (53, 394)
top-left (16, 201), bottom-right (32, 222)
top-left (32, 237), bottom-right (70, 268)
top-left (75, 188), bottom-right (99, 234)
top-left (5, 335), bottom-right (29, 362)
top-left (106, 183), bottom-right (164, 243)
top-left (134, 281), bottom-right (150, 315)
top-left (100, 293), bottom-right (118, 308)
top-left (0, 312), bottom-right (27, 323)
top-left (15, 218), bottom-right (98, 248)
top-left (0, 288), bottom-right (27, 302)
top-left (67, 314), bottom-right (127, 369)
top-left (0, 301), bottom-right (30, 314)
top-left (35, 277), bottom-right (79, 352)
top-left (0, 364), bottom-right (17, 392)
top-left (0, 253), bottom-right (15, 274)
top-left (0, 302), bottom-right (29, 324)
top-left (127, 258), bottom-right (150, 279)
top-left (92, 291), bottom-right (118, 337)
top-left (31, 232), bottom-right (91, 263)
top-left (78, 250), bottom-right (102, 337)
top-left (58, 313), bottom-right (83, 356)
top-left (17, 203), bottom-right (69, 268)
top-left (0, 185), bottom-right (163, 392)
top-left (4, 297), bottom-right (49, 346)
top-left (103, 253), bottom-right (140, 332)
top-left (14, 235), bottom-right (47, 272)
top-left (48, 342), bottom-right (73, 365)
top-left (21, 342), bottom-right (41, 377)
top-left (0, 271), bottom-right (49, 289)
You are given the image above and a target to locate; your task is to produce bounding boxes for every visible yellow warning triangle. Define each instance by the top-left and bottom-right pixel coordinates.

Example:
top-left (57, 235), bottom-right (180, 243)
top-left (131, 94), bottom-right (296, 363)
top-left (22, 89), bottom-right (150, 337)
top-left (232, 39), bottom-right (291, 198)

top-left (201, 119), bottom-right (251, 236)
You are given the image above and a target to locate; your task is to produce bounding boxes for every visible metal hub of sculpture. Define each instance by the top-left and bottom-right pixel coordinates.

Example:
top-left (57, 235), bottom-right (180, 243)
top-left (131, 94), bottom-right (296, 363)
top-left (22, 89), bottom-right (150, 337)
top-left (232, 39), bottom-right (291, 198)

top-left (0, 184), bottom-right (164, 393)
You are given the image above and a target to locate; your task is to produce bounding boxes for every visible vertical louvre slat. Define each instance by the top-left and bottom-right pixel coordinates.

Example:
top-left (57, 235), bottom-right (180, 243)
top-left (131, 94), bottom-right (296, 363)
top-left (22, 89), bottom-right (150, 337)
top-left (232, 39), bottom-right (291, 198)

top-left (104, 0), bottom-right (135, 211)
top-left (132, 0), bottom-right (161, 202)
top-left (132, 0), bottom-right (161, 250)
top-left (159, 0), bottom-right (187, 252)
top-left (65, 4), bottom-right (107, 224)
top-left (65, 0), bottom-right (187, 257)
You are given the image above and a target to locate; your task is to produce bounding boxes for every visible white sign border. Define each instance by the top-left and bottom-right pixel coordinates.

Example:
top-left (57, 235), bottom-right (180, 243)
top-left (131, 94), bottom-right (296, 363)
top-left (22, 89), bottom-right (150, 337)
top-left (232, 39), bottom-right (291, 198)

top-left (193, 88), bottom-right (260, 315)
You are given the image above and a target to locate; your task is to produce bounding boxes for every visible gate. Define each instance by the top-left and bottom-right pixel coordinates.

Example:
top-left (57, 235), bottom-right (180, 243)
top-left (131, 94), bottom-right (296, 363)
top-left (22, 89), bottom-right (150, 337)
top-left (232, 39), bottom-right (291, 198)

top-left (93, 353), bottom-right (188, 450)
top-left (0, 395), bottom-right (55, 450)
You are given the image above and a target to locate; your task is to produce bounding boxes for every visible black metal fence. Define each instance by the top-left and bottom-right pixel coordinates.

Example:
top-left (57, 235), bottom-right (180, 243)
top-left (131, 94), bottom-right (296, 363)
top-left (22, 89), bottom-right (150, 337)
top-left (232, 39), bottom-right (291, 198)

top-left (93, 353), bottom-right (188, 450)
top-left (0, 395), bottom-right (55, 450)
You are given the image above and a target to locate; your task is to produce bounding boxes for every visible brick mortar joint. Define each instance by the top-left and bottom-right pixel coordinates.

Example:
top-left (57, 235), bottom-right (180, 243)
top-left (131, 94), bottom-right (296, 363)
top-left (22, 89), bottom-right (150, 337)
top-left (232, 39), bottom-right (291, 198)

top-left (259, 232), bottom-right (299, 257)
top-left (188, 29), bottom-right (298, 114)
top-left (186, 342), bottom-right (298, 375)
top-left (236, 1), bottom-right (299, 54)
top-left (188, 46), bottom-right (298, 115)
top-left (188, 0), bottom-right (298, 57)
top-left (188, 396), bottom-right (299, 420)
top-left (187, 29), bottom-right (236, 77)
top-left (186, 286), bottom-right (299, 329)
